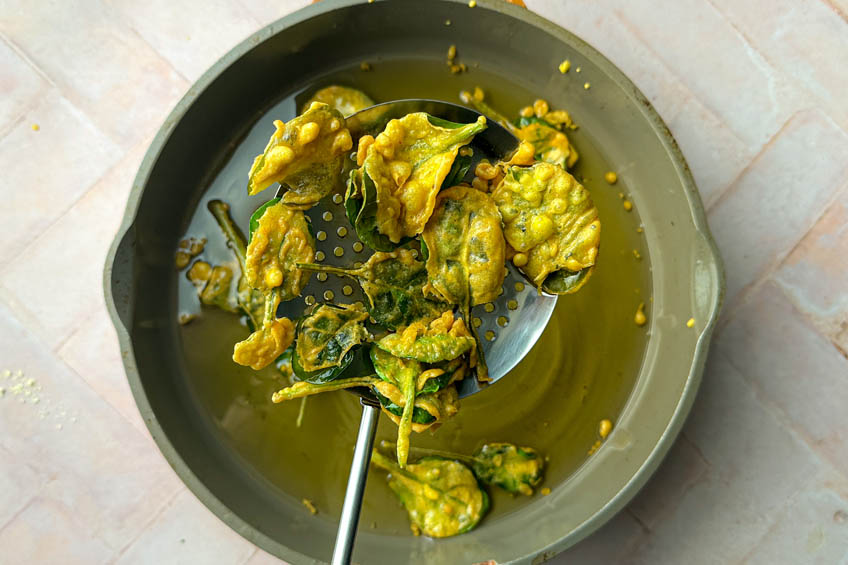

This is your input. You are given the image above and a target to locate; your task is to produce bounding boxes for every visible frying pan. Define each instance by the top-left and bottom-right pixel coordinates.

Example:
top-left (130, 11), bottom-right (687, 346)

top-left (104, 1), bottom-right (724, 563)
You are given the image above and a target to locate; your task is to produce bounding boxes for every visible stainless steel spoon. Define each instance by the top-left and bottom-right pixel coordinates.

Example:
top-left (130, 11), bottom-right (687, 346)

top-left (275, 100), bottom-right (557, 564)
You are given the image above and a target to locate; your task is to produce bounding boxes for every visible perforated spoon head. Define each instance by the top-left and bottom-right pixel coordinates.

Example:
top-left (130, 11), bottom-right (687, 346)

top-left (276, 99), bottom-right (557, 399)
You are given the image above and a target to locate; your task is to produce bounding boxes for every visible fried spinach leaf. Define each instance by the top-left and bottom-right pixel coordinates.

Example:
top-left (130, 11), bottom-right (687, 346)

top-left (491, 162), bottom-right (600, 293)
top-left (232, 289), bottom-right (296, 371)
top-left (472, 443), bottom-right (545, 496)
top-left (461, 89), bottom-right (578, 170)
top-left (292, 303), bottom-right (370, 383)
top-left (298, 249), bottom-right (446, 330)
top-left (244, 200), bottom-right (314, 301)
top-left (361, 112), bottom-right (487, 243)
top-left (247, 102), bottom-right (352, 206)
top-left (271, 375), bottom-right (381, 403)
top-left (371, 451), bottom-right (489, 538)
top-left (370, 346), bottom-right (419, 466)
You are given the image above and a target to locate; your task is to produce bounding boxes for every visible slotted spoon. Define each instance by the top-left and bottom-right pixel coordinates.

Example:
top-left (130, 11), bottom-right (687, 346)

top-left (274, 100), bottom-right (557, 565)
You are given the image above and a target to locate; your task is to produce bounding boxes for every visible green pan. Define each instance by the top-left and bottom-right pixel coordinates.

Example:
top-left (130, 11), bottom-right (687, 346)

top-left (104, 1), bottom-right (724, 563)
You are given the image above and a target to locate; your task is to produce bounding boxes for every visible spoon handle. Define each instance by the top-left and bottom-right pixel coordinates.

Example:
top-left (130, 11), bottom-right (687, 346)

top-left (332, 400), bottom-right (381, 565)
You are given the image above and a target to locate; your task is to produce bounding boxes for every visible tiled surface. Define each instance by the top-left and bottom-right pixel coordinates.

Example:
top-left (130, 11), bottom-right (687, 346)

top-left (0, 1), bottom-right (846, 563)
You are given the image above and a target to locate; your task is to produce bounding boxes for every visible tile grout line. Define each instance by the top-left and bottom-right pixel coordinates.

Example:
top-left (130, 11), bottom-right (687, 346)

top-left (705, 110), bottom-right (799, 215)
top-left (0, 31), bottom-right (58, 87)
top-left (714, 177), bottom-right (848, 333)
top-left (707, 0), bottom-right (848, 129)
top-left (0, 127), bottom-right (153, 269)
top-left (0, 496), bottom-right (39, 539)
top-left (107, 486), bottom-right (186, 564)
top-left (719, 338), bottom-right (848, 489)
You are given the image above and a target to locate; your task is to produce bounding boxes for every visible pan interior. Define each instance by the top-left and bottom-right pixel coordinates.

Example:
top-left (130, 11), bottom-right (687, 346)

top-left (174, 56), bottom-right (649, 553)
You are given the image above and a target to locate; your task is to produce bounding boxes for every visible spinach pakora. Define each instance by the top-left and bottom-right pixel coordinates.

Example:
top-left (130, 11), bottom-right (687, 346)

top-left (372, 311), bottom-right (472, 466)
top-left (421, 186), bottom-right (506, 380)
top-left (356, 112), bottom-right (487, 244)
top-left (232, 291), bottom-right (296, 371)
top-left (371, 451), bottom-right (489, 538)
top-left (379, 440), bottom-right (546, 496)
top-left (460, 88), bottom-right (578, 170)
top-left (247, 101), bottom-right (353, 206)
top-left (293, 302), bottom-right (370, 382)
top-left (232, 200), bottom-right (314, 370)
top-left (471, 443), bottom-right (545, 496)
top-left (298, 248), bottom-right (447, 330)
top-left (245, 200), bottom-right (314, 301)
top-left (491, 162), bottom-right (600, 293)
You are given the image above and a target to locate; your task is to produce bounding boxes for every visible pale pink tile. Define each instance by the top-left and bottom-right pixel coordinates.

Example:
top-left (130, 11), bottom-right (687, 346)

top-left (115, 489), bottom-right (256, 565)
top-left (774, 197), bottom-right (848, 352)
top-left (0, 498), bottom-right (114, 565)
top-left (0, 90), bottom-right (120, 264)
top-left (746, 487), bottom-right (848, 564)
top-left (626, 435), bottom-right (709, 529)
top-left (0, 138), bottom-right (144, 349)
top-left (550, 509), bottom-right (646, 564)
top-left (112, 0), bottom-right (260, 82)
top-left (613, 0), bottom-right (802, 148)
top-left (0, 1), bottom-right (188, 150)
top-left (58, 307), bottom-right (147, 434)
top-left (668, 94), bottom-right (755, 206)
top-left (631, 353), bottom-right (821, 563)
top-left (711, 0), bottom-right (848, 126)
top-left (717, 281), bottom-right (848, 473)
top-left (0, 303), bottom-right (184, 552)
top-left (527, 0), bottom-right (692, 121)
top-left (707, 109), bottom-right (848, 303)
top-left (0, 445), bottom-right (46, 530)
top-left (237, 0), bottom-right (311, 27)
top-left (0, 38), bottom-right (49, 133)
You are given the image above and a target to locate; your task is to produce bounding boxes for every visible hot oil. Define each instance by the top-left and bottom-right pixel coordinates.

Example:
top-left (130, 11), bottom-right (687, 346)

top-left (178, 58), bottom-right (650, 535)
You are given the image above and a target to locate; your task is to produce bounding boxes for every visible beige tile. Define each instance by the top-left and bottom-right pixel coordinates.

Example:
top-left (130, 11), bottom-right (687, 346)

top-left (0, 302), bottom-right (184, 552)
top-left (668, 94), bottom-right (755, 207)
top-left (707, 109), bottom-right (848, 304)
top-left (0, 38), bottom-right (50, 133)
top-left (111, 0), bottom-right (261, 82)
top-left (237, 0), bottom-right (311, 27)
top-left (0, 138), bottom-right (145, 349)
top-left (630, 353), bottom-right (822, 563)
top-left (115, 489), bottom-right (256, 565)
top-left (0, 90), bottom-right (120, 264)
top-left (718, 281), bottom-right (848, 473)
top-left (0, 1), bottom-right (188, 150)
top-left (745, 487), bottom-right (848, 564)
top-left (612, 0), bottom-right (802, 149)
top-left (626, 435), bottom-right (709, 529)
top-left (0, 445), bottom-right (46, 530)
top-left (711, 0), bottom-right (848, 126)
top-left (527, 0), bottom-right (692, 121)
top-left (774, 197), bottom-right (848, 352)
top-left (58, 306), bottom-right (147, 434)
top-left (0, 498), bottom-right (115, 564)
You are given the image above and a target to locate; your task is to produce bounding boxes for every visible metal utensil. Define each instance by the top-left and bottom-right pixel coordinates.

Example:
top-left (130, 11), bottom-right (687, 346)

top-left (272, 100), bottom-right (557, 564)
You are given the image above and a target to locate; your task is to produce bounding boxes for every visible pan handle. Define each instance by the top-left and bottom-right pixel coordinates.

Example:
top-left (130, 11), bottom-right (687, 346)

top-left (332, 399), bottom-right (380, 565)
top-left (104, 225), bottom-right (136, 332)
